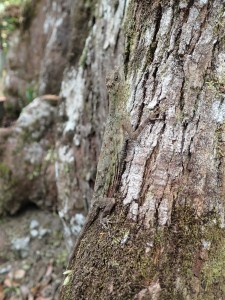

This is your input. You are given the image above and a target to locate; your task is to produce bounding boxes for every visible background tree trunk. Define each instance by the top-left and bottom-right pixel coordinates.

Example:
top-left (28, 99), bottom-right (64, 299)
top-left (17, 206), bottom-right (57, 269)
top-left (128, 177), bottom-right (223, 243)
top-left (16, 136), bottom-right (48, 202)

top-left (56, 0), bottom-right (125, 249)
top-left (60, 0), bottom-right (225, 299)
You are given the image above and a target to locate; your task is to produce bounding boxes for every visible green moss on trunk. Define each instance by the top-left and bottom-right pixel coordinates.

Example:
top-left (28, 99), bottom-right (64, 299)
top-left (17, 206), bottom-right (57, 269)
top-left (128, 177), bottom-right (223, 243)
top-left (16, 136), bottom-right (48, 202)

top-left (60, 203), bottom-right (225, 299)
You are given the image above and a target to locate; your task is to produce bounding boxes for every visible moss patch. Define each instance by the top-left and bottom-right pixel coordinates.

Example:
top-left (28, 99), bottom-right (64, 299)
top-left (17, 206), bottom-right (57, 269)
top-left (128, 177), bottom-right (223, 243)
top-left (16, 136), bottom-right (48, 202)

top-left (201, 225), bottom-right (225, 299)
top-left (60, 204), bottom-right (225, 299)
top-left (0, 163), bottom-right (11, 180)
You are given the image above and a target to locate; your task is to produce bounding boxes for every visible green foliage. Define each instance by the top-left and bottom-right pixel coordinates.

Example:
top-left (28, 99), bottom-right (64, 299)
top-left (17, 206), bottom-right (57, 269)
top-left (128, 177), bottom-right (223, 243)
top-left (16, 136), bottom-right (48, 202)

top-left (16, 82), bottom-right (38, 111)
top-left (0, 1), bottom-right (22, 52)
top-left (25, 85), bottom-right (36, 103)
top-left (3, 81), bottom-right (37, 119)
top-left (0, 0), bottom-right (22, 4)
top-left (0, 0), bottom-right (35, 52)
top-left (23, 82), bottom-right (37, 105)
top-left (55, 251), bottom-right (68, 270)
top-left (0, 162), bottom-right (10, 179)
top-left (4, 286), bottom-right (20, 297)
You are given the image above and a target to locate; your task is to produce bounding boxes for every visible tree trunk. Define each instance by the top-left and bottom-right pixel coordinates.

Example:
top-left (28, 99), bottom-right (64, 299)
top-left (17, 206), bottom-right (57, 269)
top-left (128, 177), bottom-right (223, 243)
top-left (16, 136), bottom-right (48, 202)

top-left (60, 0), bottom-right (225, 299)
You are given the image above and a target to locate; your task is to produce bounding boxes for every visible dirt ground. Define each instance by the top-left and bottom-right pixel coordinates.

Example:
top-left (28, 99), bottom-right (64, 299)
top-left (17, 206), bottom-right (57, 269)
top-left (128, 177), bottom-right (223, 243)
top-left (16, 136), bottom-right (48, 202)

top-left (0, 69), bottom-right (69, 300)
top-left (0, 206), bottom-right (68, 300)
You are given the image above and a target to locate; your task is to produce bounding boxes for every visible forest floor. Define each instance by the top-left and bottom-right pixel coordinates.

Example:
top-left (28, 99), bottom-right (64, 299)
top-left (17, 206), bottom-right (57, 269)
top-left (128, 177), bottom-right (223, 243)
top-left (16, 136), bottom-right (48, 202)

top-left (0, 70), bottom-right (68, 300)
top-left (0, 206), bottom-right (68, 300)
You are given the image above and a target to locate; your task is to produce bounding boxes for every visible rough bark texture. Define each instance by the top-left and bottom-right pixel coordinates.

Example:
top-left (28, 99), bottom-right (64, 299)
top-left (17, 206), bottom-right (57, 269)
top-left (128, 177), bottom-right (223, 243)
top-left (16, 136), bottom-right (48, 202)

top-left (0, 0), bottom-right (71, 214)
top-left (0, 97), bottom-right (57, 215)
top-left (60, 0), bottom-right (225, 299)
top-left (4, 0), bottom-right (71, 114)
top-left (55, 0), bottom-right (126, 248)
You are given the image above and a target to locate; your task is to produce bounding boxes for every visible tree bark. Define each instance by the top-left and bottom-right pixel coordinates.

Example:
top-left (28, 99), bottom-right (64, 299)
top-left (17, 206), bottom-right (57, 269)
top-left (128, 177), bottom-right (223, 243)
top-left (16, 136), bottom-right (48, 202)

top-left (60, 0), bottom-right (225, 299)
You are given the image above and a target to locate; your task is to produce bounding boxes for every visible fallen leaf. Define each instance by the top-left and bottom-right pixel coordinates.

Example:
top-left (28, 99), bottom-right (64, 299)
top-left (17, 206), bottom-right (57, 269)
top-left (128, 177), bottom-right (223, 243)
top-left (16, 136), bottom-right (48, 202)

top-left (45, 264), bottom-right (53, 278)
top-left (4, 278), bottom-right (13, 287)
top-left (31, 284), bottom-right (41, 296)
top-left (63, 270), bottom-right (72, 275)
top-left (63, 276), bottom-right (70, 286)
top-left (14, 269), bottom-right (26, 280)
top-left (20, 285), bottom-right (29, 298)
top-left (4, 278), bottom-right (19, 288)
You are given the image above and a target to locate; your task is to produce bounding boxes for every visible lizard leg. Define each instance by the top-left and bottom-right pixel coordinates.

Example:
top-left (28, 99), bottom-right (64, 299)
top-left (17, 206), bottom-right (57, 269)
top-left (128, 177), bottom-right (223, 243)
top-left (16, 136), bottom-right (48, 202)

top-left (100, 197), bottom-right (116, 228)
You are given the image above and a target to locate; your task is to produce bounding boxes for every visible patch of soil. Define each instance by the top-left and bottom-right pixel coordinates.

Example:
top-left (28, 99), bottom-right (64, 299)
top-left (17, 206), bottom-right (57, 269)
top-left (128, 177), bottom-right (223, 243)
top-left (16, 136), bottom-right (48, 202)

top-left (0, 205), bottom-right (68, 300)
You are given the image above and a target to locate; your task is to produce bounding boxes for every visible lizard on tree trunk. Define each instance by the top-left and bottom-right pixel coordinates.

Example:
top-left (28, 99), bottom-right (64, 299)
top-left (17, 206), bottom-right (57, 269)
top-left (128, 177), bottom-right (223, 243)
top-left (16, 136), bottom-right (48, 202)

top-left (66, 68), bottom-right (163, 268)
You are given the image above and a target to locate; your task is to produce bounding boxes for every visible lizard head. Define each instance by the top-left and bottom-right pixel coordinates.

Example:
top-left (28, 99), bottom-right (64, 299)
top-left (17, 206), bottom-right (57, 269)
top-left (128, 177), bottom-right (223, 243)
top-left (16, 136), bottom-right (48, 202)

top-left (106, 68), bottom-right (121, 90)
top-left (106, 67), bottom-right (128, 115)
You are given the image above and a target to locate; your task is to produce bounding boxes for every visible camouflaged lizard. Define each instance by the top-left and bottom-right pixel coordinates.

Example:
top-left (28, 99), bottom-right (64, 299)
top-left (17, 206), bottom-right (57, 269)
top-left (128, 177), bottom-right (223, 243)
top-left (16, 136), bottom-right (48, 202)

top-left (94, 69), bottom-right (161, 200)
top-left (68, 69), bottom-right (161, 265)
